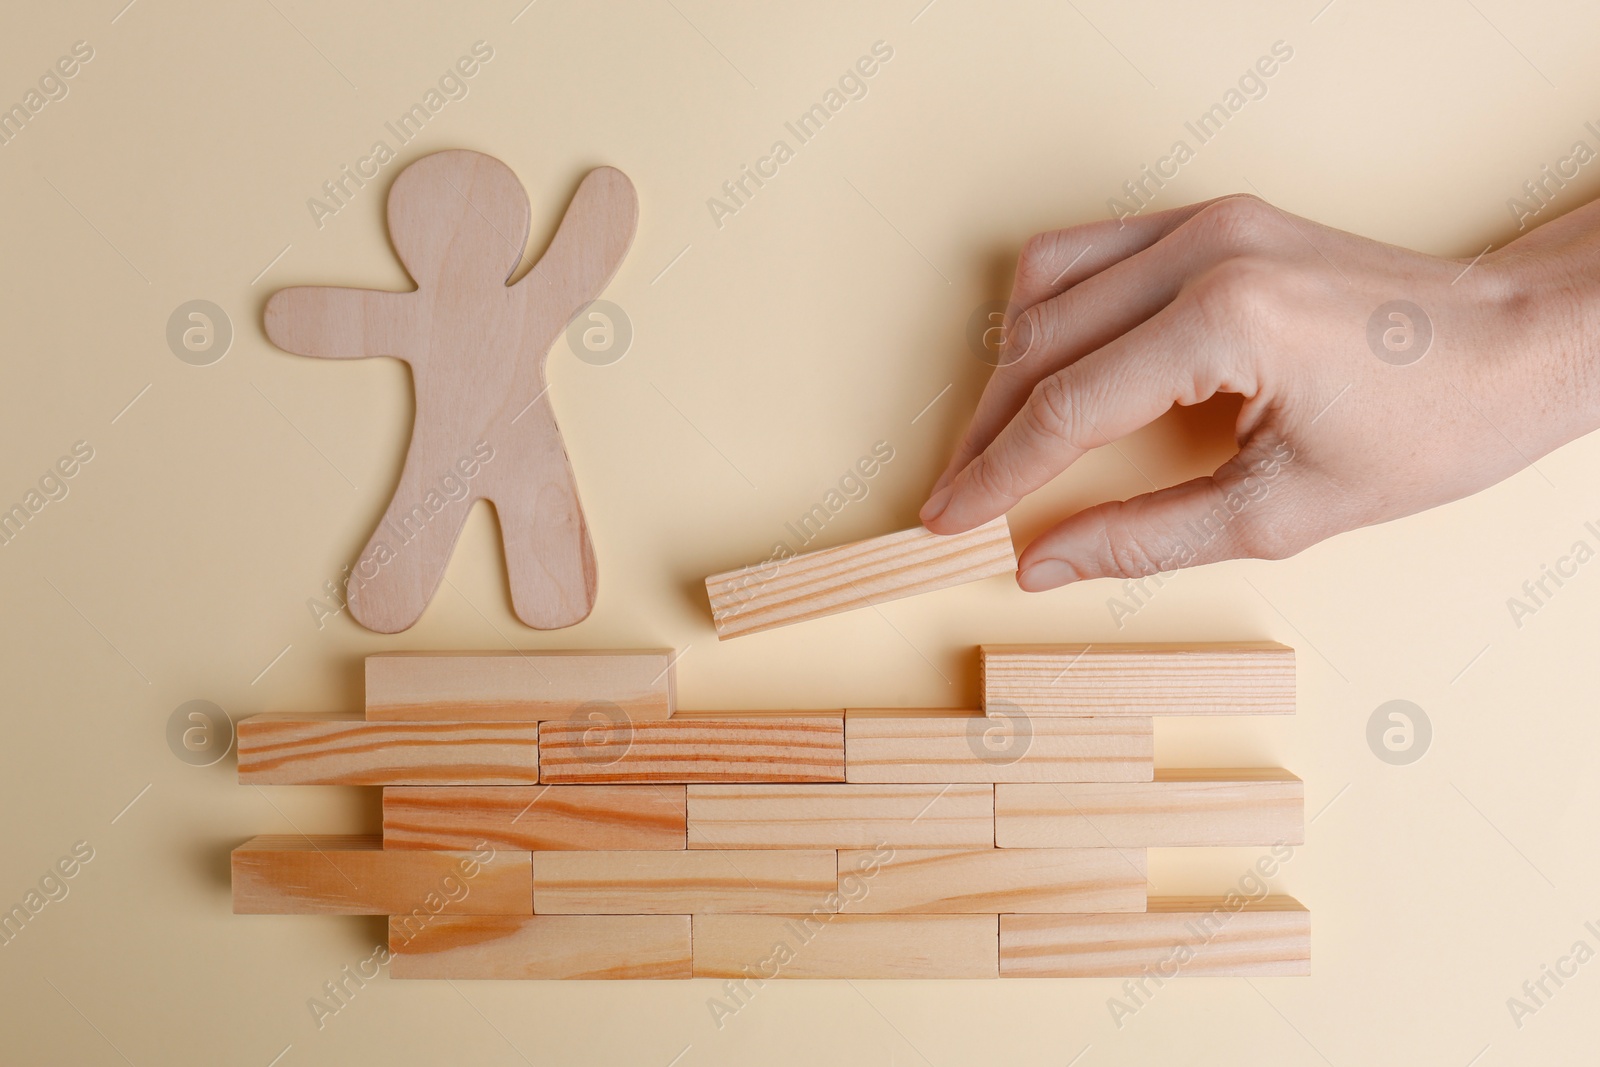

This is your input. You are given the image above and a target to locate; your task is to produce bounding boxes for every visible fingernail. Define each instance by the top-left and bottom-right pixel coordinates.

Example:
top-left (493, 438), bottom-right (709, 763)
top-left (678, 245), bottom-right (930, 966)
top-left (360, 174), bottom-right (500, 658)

top-left (920, 485), bottom-right (954, 524)
top-left (1018, 559), bottom-right (1076, 591)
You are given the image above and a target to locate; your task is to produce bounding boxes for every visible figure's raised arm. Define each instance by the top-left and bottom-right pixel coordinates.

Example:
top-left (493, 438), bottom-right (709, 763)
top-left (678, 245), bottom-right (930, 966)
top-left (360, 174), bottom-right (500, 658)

top-left (263, 286), bottom-right (418, 362)
top-left (514, 167), bottom-right (639, 317)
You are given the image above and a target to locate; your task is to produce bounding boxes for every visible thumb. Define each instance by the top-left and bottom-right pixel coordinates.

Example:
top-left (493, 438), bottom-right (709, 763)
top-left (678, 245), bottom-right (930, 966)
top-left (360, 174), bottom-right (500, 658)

top-left (1014, 452), bottom-right (1299, 589)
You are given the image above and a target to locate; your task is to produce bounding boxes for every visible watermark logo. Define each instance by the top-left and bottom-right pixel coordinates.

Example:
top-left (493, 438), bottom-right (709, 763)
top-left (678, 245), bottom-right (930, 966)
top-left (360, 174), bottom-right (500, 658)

top-left (166, 699), bottom-right (233, 767)
top-left (1367, 699), bottom-right (1430, 765)
top-left (1505, 919), bottom-right (1600, 1030)
top-left (1106, 40), bottom-right (1295, 225)
top-left (1107, 842), bottom-right (1295, 1028)
top-left (965, 300), bottom-right (1030, 368)
top-left (0, 840), bottom-right (95, 948)
top-left (0, 40), bottom-right (95, 149)
top-left (565, 299), bottom-right (632, 366)
top-left (305, 41), bottom-right (495, 231)
top-left (1366, 300), bottom-right (1431, 366)
top-left (713, 439), bottom-right (896, 619)
top-left (167, 300), bottom-right (233, 366)
top-left (571, 700), bottom-right (633, 766)
top-left (706, 843), bottom-right (893, 1029)
top-left (967, 700), bottom-right (1033, 765)
top-left (387, 842), bottom-right (498, 948)
top-left (705, 41), bottom-right (894, 231)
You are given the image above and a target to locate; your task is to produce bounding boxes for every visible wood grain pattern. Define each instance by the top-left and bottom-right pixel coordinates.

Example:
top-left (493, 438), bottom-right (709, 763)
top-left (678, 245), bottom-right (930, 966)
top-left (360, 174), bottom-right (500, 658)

top-left (844, 710), bottom-right (1153, 783)
top-left (231, 835), bottom-right (531, 915)
top-left (539, 716), bottom-right (844, 783)
top-left (981, 642), bottom-right (1296, 715)
top-left (364, 649), bottom-right (675, 721)
top-left (389, 914), bottom-right (691, 979)
top-left (264, 151), bottom-right (638, 633)
top-left (687, 783), bottom-right (994, 848)
top-left (693, 914), bottom-right (999, 979)
top-left (533, 850), bottom-right (835, 913)
top-left (705, 516), bottom-right (1016, 640)
top-left (383, 785), bottom-right (686, 851)
top-left (995, 769), bottom-right (1304, 848)
top-left (235, 713), bottom-right (537, 785)
top-left (839, 848), bottom-right (1147, 913)
top-left (1000, 896), bottom-right (1310, 977)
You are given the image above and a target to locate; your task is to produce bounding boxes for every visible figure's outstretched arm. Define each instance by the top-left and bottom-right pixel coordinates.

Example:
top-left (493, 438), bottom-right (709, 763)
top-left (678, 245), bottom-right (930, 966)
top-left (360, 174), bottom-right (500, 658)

top-left (264, 287), bottom-right (418, 363)
top-left (513, 167), bottom-right (638, 322)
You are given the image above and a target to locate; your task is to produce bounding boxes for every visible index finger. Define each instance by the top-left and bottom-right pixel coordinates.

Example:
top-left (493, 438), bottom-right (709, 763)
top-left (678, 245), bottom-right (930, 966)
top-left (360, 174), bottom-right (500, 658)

top-left (924, 297), bottom-right (1230, 533)
top-left (930, 200), bottom-right (1222, 497)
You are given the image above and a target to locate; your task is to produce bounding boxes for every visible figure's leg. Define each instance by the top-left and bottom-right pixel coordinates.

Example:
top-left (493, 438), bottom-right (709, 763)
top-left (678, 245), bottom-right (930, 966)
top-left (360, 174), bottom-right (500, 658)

top-left (345, 430), bottom-right (478, 634)
top-left (482, 404), bottom-right (597, 629)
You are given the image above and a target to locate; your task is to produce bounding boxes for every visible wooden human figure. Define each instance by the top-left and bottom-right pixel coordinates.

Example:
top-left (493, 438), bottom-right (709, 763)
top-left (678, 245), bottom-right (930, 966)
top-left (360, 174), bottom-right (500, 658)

top-left (265, 150), bottom-right (637, 632)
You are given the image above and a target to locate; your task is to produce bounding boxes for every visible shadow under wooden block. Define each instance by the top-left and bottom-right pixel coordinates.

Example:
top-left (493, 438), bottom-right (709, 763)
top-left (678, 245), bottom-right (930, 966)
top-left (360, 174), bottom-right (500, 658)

top-left (534, 850), bottom-right (836, 913)
top-left (999, 895), bottom-right (1310, 977)
top-left (687, 784), bottom-right (993, 849)
top-left (980, 642), bottom-right (1295, 715)
top-left (364, 649), bottom-right (676, 721)
top-left (840, 848), bottom-right (1147, 913)
top-left (231, 835), bottom-right (531, 915)
top-left (539, 716), bottom-right (844, 783)
top-left (844, 709), bottom-right (1153, 783)
top-left (995, 769), bottom-right (1305, 848)
top-left (705, 516), bottom-right (1015, 640)
top-left (692, 914), bottom-right (999, 978)
top-left (389, 914), bottom-right (691, 979)
top-left (236, 714), bottom-right (538, 786)
top-left (383, 785), bottom-right (686, 851)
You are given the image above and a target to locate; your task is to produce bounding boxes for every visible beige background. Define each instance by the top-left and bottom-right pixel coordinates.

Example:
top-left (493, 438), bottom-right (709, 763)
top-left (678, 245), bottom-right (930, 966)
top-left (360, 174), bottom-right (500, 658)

top-left (2, 0), bottom-right (1598, 1063)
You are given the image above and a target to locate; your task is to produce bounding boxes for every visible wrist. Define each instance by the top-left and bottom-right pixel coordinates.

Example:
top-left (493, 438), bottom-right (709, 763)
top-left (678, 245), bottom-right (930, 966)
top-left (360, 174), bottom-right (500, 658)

top-left (1473, 245), bottom-right (1600, 457)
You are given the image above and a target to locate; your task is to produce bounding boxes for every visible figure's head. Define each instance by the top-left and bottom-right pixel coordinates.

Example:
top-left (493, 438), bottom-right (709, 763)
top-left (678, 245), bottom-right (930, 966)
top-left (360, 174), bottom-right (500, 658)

top-left (386, 150), bottom-right (531, 289)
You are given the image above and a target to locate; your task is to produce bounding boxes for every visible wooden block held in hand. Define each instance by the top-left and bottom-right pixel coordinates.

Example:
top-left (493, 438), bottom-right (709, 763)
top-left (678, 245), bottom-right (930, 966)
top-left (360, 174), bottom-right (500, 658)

top-left (705, 516), bottom-right (1015, 640)
top-left (383, 785), bottom-right (686, 851)
top-left (236, 714), bottom-right (538, 786)
top-left (841, 848), bottom-right (1146, 913)
top-left (1000, 896), bottom-right (1310, 977)
top-left (365, 649), bottom-right (676, 721)
top-left (231, 835), bottom-right (531, 915)
top-left (995, 769), bottom-right (1304, 848)
top-left (687, 783), bottom-right (993, 849)
top-left (390, 914), bottom-right (691, 979)
top-left (534, 850), bottom-right (835, 913)
top-left (981, 642), bottom-right (1295, 716)
top-left (845, 710), bottom-right (1153, 783)
top-left (693, 914), bottom-right (999, 979)
top-left (539, 716), bottom-right (844, 783)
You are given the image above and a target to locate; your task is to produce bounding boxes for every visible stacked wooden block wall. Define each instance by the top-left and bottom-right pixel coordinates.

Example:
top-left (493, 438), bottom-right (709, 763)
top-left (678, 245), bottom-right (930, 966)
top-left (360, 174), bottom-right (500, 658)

top-left (233, 643), bottom-right (1309, 979)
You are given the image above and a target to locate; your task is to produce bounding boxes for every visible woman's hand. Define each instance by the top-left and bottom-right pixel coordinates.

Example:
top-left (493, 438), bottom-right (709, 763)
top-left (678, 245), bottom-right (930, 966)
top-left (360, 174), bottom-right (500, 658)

top-left (921, 193), bottom-right (1600, 591)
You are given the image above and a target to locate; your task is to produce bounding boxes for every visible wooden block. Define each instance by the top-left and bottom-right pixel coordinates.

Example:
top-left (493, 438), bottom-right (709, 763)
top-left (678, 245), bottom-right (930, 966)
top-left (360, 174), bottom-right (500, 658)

top-left (534, 850), bottom-right (835, 913)
top-left (231, 835), bottom-right (531, 915)
top-left (235, 714), bottom-right (537, 786)
top-left (1000, 896), bottom-right (1310, 977)
top-left (687, 784), bottom-right (993, 849)
top-left (383, 785), bottom-right (686, 851)
top-left (705, 516), bottom-right (1015, 640)
top-left (390, 915), bottom-right (691, 979)
top-left (266, 153), bottom-right (638, 633)
top-left (981, 642), bottom-right (1295, 715)
top-left (839, 848), bottom-right (1146, 913)
top-left (995, 769), bottom-right (1305, 848)
top-left (539, 715), bottom-right (844, 783)
top-left (365, 649), bottom-right (675, 721)
top-left (693, 914), bottom-right (999, 979)
top-left (844, 710), bottom-right (1153, 783)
